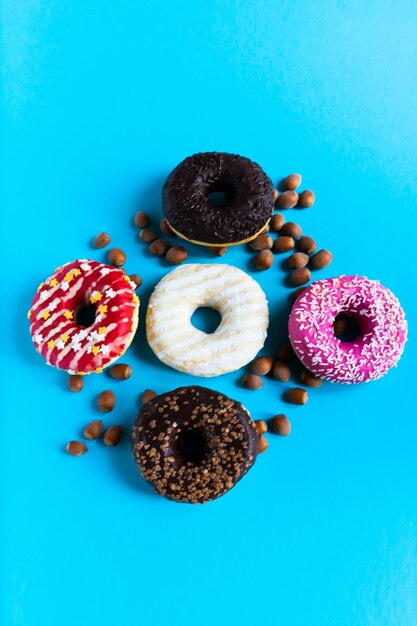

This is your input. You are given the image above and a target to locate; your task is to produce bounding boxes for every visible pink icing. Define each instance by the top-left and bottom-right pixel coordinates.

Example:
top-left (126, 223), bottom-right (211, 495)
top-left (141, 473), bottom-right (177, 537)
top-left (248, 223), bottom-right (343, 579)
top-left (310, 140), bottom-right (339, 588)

top-left (288, 275), bottom-right (408, 384)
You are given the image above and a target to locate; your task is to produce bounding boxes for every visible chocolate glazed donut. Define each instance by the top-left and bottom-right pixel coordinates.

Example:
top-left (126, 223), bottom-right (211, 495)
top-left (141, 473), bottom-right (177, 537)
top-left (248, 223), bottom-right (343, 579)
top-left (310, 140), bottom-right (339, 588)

top-left (131, 386), bottom-right (259, 503)
top-left (162, 152), bottom-right (275, 246)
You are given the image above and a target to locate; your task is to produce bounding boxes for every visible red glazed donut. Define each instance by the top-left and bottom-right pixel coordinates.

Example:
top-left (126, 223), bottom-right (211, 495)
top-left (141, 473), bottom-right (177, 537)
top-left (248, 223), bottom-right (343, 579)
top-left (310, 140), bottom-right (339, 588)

top-left (28, 259), bottom-right (139, 374)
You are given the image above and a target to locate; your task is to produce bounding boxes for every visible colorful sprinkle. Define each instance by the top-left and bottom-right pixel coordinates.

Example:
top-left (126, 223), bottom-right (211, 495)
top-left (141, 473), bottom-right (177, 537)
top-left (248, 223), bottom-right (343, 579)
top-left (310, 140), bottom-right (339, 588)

top-left (39, 290), bottom-right (50, 301)
top-left (89, 290), bottom-right (103, 303)
top-left (88, 330), bottom-right (100, 343)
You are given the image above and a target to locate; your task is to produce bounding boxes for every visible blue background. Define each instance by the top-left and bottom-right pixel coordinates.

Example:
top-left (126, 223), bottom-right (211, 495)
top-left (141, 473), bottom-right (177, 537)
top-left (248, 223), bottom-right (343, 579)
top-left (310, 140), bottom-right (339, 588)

top-left (1, 1), bottom-right (417, 625)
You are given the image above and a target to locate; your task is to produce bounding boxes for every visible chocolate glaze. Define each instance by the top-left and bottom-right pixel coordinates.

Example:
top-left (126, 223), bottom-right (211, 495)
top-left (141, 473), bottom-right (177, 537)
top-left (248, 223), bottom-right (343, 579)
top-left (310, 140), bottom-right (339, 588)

top-left (131, 385), bottom-right (259, 504)
top-left (162, 152), bottom-right (275, 244)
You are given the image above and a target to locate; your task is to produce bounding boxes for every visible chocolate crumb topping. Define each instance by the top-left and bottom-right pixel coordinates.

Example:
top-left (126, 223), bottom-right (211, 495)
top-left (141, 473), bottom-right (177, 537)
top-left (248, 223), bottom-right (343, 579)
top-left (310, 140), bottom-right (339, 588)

top-left (162, 152), bottom-right (275, 245)
top-left (131, 386), bottom-right (259, 503)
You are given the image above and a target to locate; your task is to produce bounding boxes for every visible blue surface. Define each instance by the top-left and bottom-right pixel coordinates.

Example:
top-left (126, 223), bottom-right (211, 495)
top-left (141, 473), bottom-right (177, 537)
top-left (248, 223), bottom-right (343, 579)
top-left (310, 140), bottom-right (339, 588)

top-left (2, 2), bottom-right (417, 625)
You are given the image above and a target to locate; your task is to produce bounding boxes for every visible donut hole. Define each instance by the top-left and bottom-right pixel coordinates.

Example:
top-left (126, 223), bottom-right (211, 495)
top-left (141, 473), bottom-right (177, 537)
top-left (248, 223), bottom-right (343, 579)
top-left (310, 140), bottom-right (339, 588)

top-left (333, 313), bottom-right (361, 342)
top-left (206, 181), bottom-right (236, 208)
top-left (177, 428), bottom-right (207, 465)
top-left (75, 302), bottom-right (97, 328)
top-left (191, 307), bottom-right (222, 334)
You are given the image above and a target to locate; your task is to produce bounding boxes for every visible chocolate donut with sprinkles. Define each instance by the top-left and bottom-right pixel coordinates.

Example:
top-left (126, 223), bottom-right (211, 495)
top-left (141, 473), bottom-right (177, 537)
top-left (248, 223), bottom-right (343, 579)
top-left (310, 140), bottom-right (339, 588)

top-left (288, 275), bottom-right (407, 383)
top-left (28, 259), bottom-right (139, 374)
top-left (131, 386), bottom-right (260, 503)
top-left (162, 152), bottom-right (275, 246)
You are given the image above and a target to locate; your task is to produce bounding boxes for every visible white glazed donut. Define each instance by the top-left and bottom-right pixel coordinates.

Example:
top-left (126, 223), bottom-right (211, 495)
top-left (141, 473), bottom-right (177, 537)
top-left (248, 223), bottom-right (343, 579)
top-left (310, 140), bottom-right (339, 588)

top-left (146, 264), bottom-right (269, 377)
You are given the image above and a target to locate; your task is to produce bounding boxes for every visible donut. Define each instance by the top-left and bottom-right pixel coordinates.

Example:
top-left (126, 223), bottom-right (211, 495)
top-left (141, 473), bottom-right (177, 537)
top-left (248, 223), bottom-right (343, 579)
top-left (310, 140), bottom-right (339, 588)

top-left (146, 263), bottom-right (269, 377)
top-left (288, 275), bottom-right (407, 383)
top-left (28, 259), bottom-right (139, 374)
top-left (162, 152), bottom-right (275, 246)
top-left (131, 385), bottom-right (259, 503)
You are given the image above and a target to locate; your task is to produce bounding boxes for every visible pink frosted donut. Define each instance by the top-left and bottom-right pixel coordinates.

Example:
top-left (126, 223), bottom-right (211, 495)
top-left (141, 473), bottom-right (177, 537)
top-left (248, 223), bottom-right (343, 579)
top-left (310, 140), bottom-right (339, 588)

top-left (288, 275), bottom-right (407, 383)
top-left (28, 259), bottom-right (139, 374)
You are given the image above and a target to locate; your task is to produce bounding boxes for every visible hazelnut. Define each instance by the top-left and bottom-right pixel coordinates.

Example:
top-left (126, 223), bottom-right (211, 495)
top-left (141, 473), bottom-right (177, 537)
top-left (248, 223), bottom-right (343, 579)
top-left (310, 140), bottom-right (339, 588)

top-left (258, 435), bottom-right (269, 454)
top-left (282, 222), bottom-right (302, 238)
top-left (290, 268), bottom-right (311, 286)
top-left (280, 174), bottom-right (302, 191)
top-left (165, 246), bottom-right (187, 265)
top-left (310, 249), bottom-right (333, 270)
top-left (276, 190), bottom-right (298, 209)
top-left (66, 441), bottom-right (88, 456)
top-left (108, 247), bottom-right (126, 268)
top-left (83, 419), bottom-right (104, 440)
top-left (93, 232), bottom-right (111, 249)
top-left (108, 364), bottom-right (132, 380)
top-left (103, 425), bottom-right (123, 447)
top-left (134, 211), bottom-right (150, 228)
top-left (68, 374), bottom-right (83, 393)
top-left (291, 286), bottom-right (307, 300)
top-left (255, 250), bottom-right (273, 270)
top-left (149, 238), bottom-right (170, 256)
top-left (287, 252), bottom-right (309, 269)
top-left (250, 356), bottom-right (273, 376)
top-left (272, 361), bottom-right (291, 382)
top-left (139, 228), bottom-right (158, 243)
top-left (250, 235), bottom-right (273, 251)
top-left (270, 414), bottom-right (291, 436)
top-left (160, 218), bottom-right (174, 236)
top-left (297, 190), bottom-right (315, 208)
top-left (142, 389), bottom-right (157, 403)
top-left (208, 246), bottom-right (228, 256)
top-left (285, 388), bottom-right (308, 405)
top-left (259, 224), bottom-right (270, 235)
top-left (255, 420), bottom-right (268, 435)
top-left (270, 213), bottom-right (285, 232)
top-left (298, 236), bottom-right (317, 255)
top-left (97, 389), bottom-right (116, 412)
top-left (300, 370), bottom-right (323, 388)
top-left (242, 374), bottom-right (264, 390)
top-left (129, 273), bottom-right (142, 288)
top-left (273, 236), bottom-right (295, 253)
top-left (273, 189), bottom-right (279, 201)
